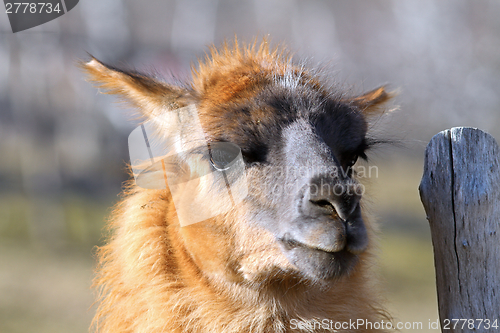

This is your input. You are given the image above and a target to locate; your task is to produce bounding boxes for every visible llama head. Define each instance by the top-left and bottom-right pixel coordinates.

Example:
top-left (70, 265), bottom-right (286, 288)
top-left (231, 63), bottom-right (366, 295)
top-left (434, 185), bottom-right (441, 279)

top-left (82, 41), bottom-right (393, 284)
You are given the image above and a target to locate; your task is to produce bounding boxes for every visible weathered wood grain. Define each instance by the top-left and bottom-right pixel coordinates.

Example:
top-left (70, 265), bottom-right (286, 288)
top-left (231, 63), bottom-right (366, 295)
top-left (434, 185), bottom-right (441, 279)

top-left (420, 127), bottom-right (500, 332)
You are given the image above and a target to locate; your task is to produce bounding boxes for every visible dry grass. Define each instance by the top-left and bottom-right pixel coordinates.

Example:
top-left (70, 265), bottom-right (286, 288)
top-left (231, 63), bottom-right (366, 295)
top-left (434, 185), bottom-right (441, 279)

top-left (0, 242), bottom-right (95, 333)
top-left (379, 232), bottom-right (440, 332)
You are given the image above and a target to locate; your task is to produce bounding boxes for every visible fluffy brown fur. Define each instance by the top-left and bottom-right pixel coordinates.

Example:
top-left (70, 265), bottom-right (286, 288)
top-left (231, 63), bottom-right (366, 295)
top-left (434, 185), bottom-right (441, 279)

top-left (82, 40), bottom-right (393, 333)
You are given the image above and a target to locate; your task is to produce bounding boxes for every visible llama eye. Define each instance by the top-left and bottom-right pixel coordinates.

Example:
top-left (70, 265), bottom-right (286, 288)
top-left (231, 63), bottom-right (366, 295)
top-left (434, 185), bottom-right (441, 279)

top-left (208, 142), bottom-right (242, 171)
top-left (348, 155), bottom-right (358, 167)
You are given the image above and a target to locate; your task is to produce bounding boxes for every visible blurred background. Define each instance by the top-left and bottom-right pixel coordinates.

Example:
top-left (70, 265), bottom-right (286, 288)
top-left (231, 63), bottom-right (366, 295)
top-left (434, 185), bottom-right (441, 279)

top-left (1, 0), bottom-right (499, 332)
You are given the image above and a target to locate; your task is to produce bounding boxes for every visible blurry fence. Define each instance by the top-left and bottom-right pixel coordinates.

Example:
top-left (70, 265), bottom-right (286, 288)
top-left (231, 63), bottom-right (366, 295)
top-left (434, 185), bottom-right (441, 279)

top-left (420, 127), bottom-right (500, 332)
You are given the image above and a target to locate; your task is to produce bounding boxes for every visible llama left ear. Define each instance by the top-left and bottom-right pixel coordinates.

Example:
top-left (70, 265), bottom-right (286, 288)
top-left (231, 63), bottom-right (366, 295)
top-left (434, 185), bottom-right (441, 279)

top-left (80, 56), bottom-right (191, 120)
top-left (351, 86), bottom-right (396, 116)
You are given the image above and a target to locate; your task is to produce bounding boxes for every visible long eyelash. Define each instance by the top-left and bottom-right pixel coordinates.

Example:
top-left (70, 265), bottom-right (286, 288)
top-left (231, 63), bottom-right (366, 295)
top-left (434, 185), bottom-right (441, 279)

top-left (359, 151), bottom-right (368, 161)
top-left (358, 138), bottom-right (381, 161)
top-left (360, 137), bottom-right (401, 162)
top-left (366, 137), bottom-right (398, 149)
top-left (356, 141), bottom-right (370, 161)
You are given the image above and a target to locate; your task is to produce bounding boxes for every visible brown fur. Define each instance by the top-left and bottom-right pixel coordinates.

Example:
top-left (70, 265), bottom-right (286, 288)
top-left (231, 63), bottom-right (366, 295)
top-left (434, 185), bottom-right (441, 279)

top-left (83, 40), bottom-right (393, 333)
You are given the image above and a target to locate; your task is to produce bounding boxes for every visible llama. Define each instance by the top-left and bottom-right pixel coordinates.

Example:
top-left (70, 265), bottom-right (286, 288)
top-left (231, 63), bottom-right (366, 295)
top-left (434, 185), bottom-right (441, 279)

top-left (82, 40), bottom-right (394, 333)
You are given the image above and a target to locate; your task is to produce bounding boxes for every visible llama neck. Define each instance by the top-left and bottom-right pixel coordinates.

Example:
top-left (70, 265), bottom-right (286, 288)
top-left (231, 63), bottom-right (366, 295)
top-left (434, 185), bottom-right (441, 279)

top-left (95, 189), bottom-right (387, 333)
top-left (167, 228), bottom-right (383, 332)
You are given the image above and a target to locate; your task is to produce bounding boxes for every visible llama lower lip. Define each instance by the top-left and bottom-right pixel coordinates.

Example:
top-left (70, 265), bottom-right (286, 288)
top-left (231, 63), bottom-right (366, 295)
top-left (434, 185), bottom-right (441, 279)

top-left (278, 238), bottom-right (358, 280)
top-left (280, 237), bottom-right (343, 253)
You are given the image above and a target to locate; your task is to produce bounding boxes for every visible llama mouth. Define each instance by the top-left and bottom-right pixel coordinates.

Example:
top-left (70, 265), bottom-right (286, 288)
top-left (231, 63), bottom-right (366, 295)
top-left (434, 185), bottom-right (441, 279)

top-left (278, 236), bottom-right (358, 280)
top-left (280, 235), bottom-right (344, 253)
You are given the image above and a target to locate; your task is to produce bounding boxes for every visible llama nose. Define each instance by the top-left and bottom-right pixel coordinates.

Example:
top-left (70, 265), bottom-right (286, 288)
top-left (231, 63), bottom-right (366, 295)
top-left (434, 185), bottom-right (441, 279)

top-left (301, 176), bottom-right (361, 221)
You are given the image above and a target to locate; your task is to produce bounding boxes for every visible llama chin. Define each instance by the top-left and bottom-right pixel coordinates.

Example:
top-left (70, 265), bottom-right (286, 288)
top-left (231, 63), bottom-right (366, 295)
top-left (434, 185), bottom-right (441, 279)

top-left (82, 39), bottom-right (394, 333)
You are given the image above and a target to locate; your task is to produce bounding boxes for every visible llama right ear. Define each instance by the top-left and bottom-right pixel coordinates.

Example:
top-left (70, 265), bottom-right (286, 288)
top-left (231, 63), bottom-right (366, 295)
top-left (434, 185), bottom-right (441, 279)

top-left (350, 86), bottom-right (396, 116)
top-left (80, 56), bottom-right (190, 119)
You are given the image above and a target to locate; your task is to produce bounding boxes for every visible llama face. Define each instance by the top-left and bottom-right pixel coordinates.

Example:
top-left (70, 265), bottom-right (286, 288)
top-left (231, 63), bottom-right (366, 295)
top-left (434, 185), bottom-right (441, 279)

top-left (82, 42), bottom-right (392, 284)
top-left (197, 74), bottom-right (371, 280)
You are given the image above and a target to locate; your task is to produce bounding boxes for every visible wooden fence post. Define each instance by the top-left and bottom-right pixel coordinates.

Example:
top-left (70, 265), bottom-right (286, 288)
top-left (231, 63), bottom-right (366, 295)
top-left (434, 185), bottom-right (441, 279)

top-left (419, 127), bottom-right (500, 332)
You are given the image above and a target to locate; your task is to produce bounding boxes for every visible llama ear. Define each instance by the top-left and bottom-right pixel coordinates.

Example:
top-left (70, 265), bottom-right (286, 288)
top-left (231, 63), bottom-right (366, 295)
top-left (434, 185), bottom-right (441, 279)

top-left (351, 86), bottom-right (396, 116)
top-left (80, 56), bottom-right (190, 119)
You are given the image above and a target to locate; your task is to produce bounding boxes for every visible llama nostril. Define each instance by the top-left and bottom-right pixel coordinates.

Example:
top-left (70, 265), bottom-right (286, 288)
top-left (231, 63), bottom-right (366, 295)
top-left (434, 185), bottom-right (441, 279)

top-left (304, 179), bottom-right (361, 221)
top-left (309, 199), bottom-right (336, 215)
top-left (308, 198), bottom-right (354, 221)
